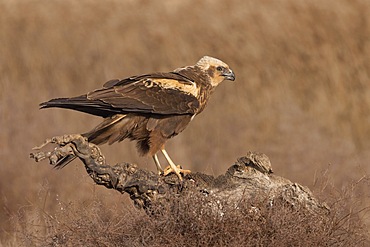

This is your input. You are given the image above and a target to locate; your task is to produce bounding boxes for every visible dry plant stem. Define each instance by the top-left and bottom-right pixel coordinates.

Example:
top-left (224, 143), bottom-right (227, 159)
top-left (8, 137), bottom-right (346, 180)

top-left (30, 134), bottom-right (329, 214)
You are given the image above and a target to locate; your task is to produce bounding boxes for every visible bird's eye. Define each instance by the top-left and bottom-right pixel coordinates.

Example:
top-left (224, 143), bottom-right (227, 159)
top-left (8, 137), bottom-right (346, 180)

top-left (216, 66), bottom-right (223, 71)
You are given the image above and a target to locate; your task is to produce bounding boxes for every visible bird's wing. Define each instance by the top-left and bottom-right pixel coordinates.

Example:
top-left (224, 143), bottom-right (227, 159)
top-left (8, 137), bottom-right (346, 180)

top-left (87, 72), bottom-right (200, 115)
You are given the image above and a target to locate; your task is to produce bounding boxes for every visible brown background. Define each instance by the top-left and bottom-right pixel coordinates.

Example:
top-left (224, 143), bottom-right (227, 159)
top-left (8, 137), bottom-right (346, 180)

top-left (1, 0), bottom-right (369, 241)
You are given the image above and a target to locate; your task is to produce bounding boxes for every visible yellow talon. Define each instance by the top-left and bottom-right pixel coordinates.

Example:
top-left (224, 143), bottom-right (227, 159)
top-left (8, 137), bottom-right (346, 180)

top-left (162, 165), bottom-right (191, 180)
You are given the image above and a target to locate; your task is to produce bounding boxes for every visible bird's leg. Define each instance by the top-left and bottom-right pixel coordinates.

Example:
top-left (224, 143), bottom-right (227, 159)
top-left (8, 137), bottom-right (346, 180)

top-left (161, 148), bottom-right (191, 180)
top-left (152, 154), bottom-right (164, 175)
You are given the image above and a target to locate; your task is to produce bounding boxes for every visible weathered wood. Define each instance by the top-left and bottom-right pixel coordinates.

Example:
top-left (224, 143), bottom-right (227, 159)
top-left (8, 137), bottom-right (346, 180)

top-left (30, 134), bottom-right (329, 214)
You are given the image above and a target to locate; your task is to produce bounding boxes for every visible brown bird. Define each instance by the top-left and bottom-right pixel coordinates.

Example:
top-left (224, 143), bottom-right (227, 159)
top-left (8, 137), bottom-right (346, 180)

top-left (40, 56), bottom-right (235, 179)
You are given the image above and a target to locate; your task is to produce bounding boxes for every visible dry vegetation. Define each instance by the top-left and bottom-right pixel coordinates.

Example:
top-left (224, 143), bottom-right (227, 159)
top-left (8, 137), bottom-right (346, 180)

top-left (1, 0), bottom-right (370, 245)
top-left (9, 183), bottom-right (370, 246)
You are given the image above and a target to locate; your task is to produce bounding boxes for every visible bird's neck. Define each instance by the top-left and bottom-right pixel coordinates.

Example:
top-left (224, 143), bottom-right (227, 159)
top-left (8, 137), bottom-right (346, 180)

top-left (196, 84), bottom-right (216, 114)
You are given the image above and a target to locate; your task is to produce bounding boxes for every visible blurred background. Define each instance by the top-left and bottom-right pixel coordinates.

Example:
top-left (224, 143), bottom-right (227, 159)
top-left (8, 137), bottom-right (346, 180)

top-left (1, 0), bottom-right (369, 242)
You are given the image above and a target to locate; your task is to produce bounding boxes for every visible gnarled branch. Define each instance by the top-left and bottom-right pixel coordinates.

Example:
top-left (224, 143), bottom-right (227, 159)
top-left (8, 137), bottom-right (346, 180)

top-left (30, 134), bottom-right (329, 214)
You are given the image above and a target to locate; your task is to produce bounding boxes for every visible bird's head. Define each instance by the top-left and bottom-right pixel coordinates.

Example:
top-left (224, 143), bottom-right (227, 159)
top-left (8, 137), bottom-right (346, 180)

top-left (195, 56), bottom-right (235, 87)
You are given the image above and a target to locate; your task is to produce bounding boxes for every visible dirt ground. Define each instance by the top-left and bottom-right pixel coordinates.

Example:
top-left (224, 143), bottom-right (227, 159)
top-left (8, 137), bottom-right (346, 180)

top-left (1, 0), bottom-right (369, 244)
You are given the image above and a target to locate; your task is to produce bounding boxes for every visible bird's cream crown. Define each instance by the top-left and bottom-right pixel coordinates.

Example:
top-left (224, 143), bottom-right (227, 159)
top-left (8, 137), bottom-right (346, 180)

top-left (195, 56), bottom-right (229, 70)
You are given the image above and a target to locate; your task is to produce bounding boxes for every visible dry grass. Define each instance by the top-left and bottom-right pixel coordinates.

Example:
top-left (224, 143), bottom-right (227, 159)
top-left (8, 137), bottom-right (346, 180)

top-left (1, 0), bottom-right (370, 245)
top-left (10, 175), bottom-right (370, 246)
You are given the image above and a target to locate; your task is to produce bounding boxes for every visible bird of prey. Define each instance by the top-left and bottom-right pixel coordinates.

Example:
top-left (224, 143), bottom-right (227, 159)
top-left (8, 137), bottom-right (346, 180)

top-left (40, 56), bottom-right (235, 180)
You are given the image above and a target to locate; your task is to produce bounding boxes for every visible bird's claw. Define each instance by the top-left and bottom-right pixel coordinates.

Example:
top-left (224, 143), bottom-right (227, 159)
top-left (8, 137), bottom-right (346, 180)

top-left (162, 165), bottom-right (191, 181)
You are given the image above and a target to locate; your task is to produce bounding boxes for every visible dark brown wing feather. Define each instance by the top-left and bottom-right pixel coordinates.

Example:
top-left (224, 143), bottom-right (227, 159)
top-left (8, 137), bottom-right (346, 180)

top-left (41, 72), bottom-right (200, 117)
top-left (88, 72), bottom-right (199, 114)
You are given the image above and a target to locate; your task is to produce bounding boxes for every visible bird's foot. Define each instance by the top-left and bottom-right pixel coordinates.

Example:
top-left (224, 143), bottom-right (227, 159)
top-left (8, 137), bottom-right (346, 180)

top-left (162, 165), bottom-right (191, 181)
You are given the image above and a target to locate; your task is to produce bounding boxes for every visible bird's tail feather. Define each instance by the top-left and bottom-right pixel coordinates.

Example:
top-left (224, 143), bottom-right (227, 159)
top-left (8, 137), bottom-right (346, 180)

top-left (40, 95), bottom-right (132, 168)
top-left (40, 96), bottom-right (120, 118)
top-left (54, 154), bottom-right (76, 169)
top-left (83, 114), bottom-right (128, 145)
top-left (51, 123), bottom-right (115, 169)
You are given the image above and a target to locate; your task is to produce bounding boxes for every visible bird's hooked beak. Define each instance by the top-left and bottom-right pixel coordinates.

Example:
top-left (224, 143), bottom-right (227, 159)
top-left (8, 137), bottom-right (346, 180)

top-left (222, 69), bottom-right (235, 81)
